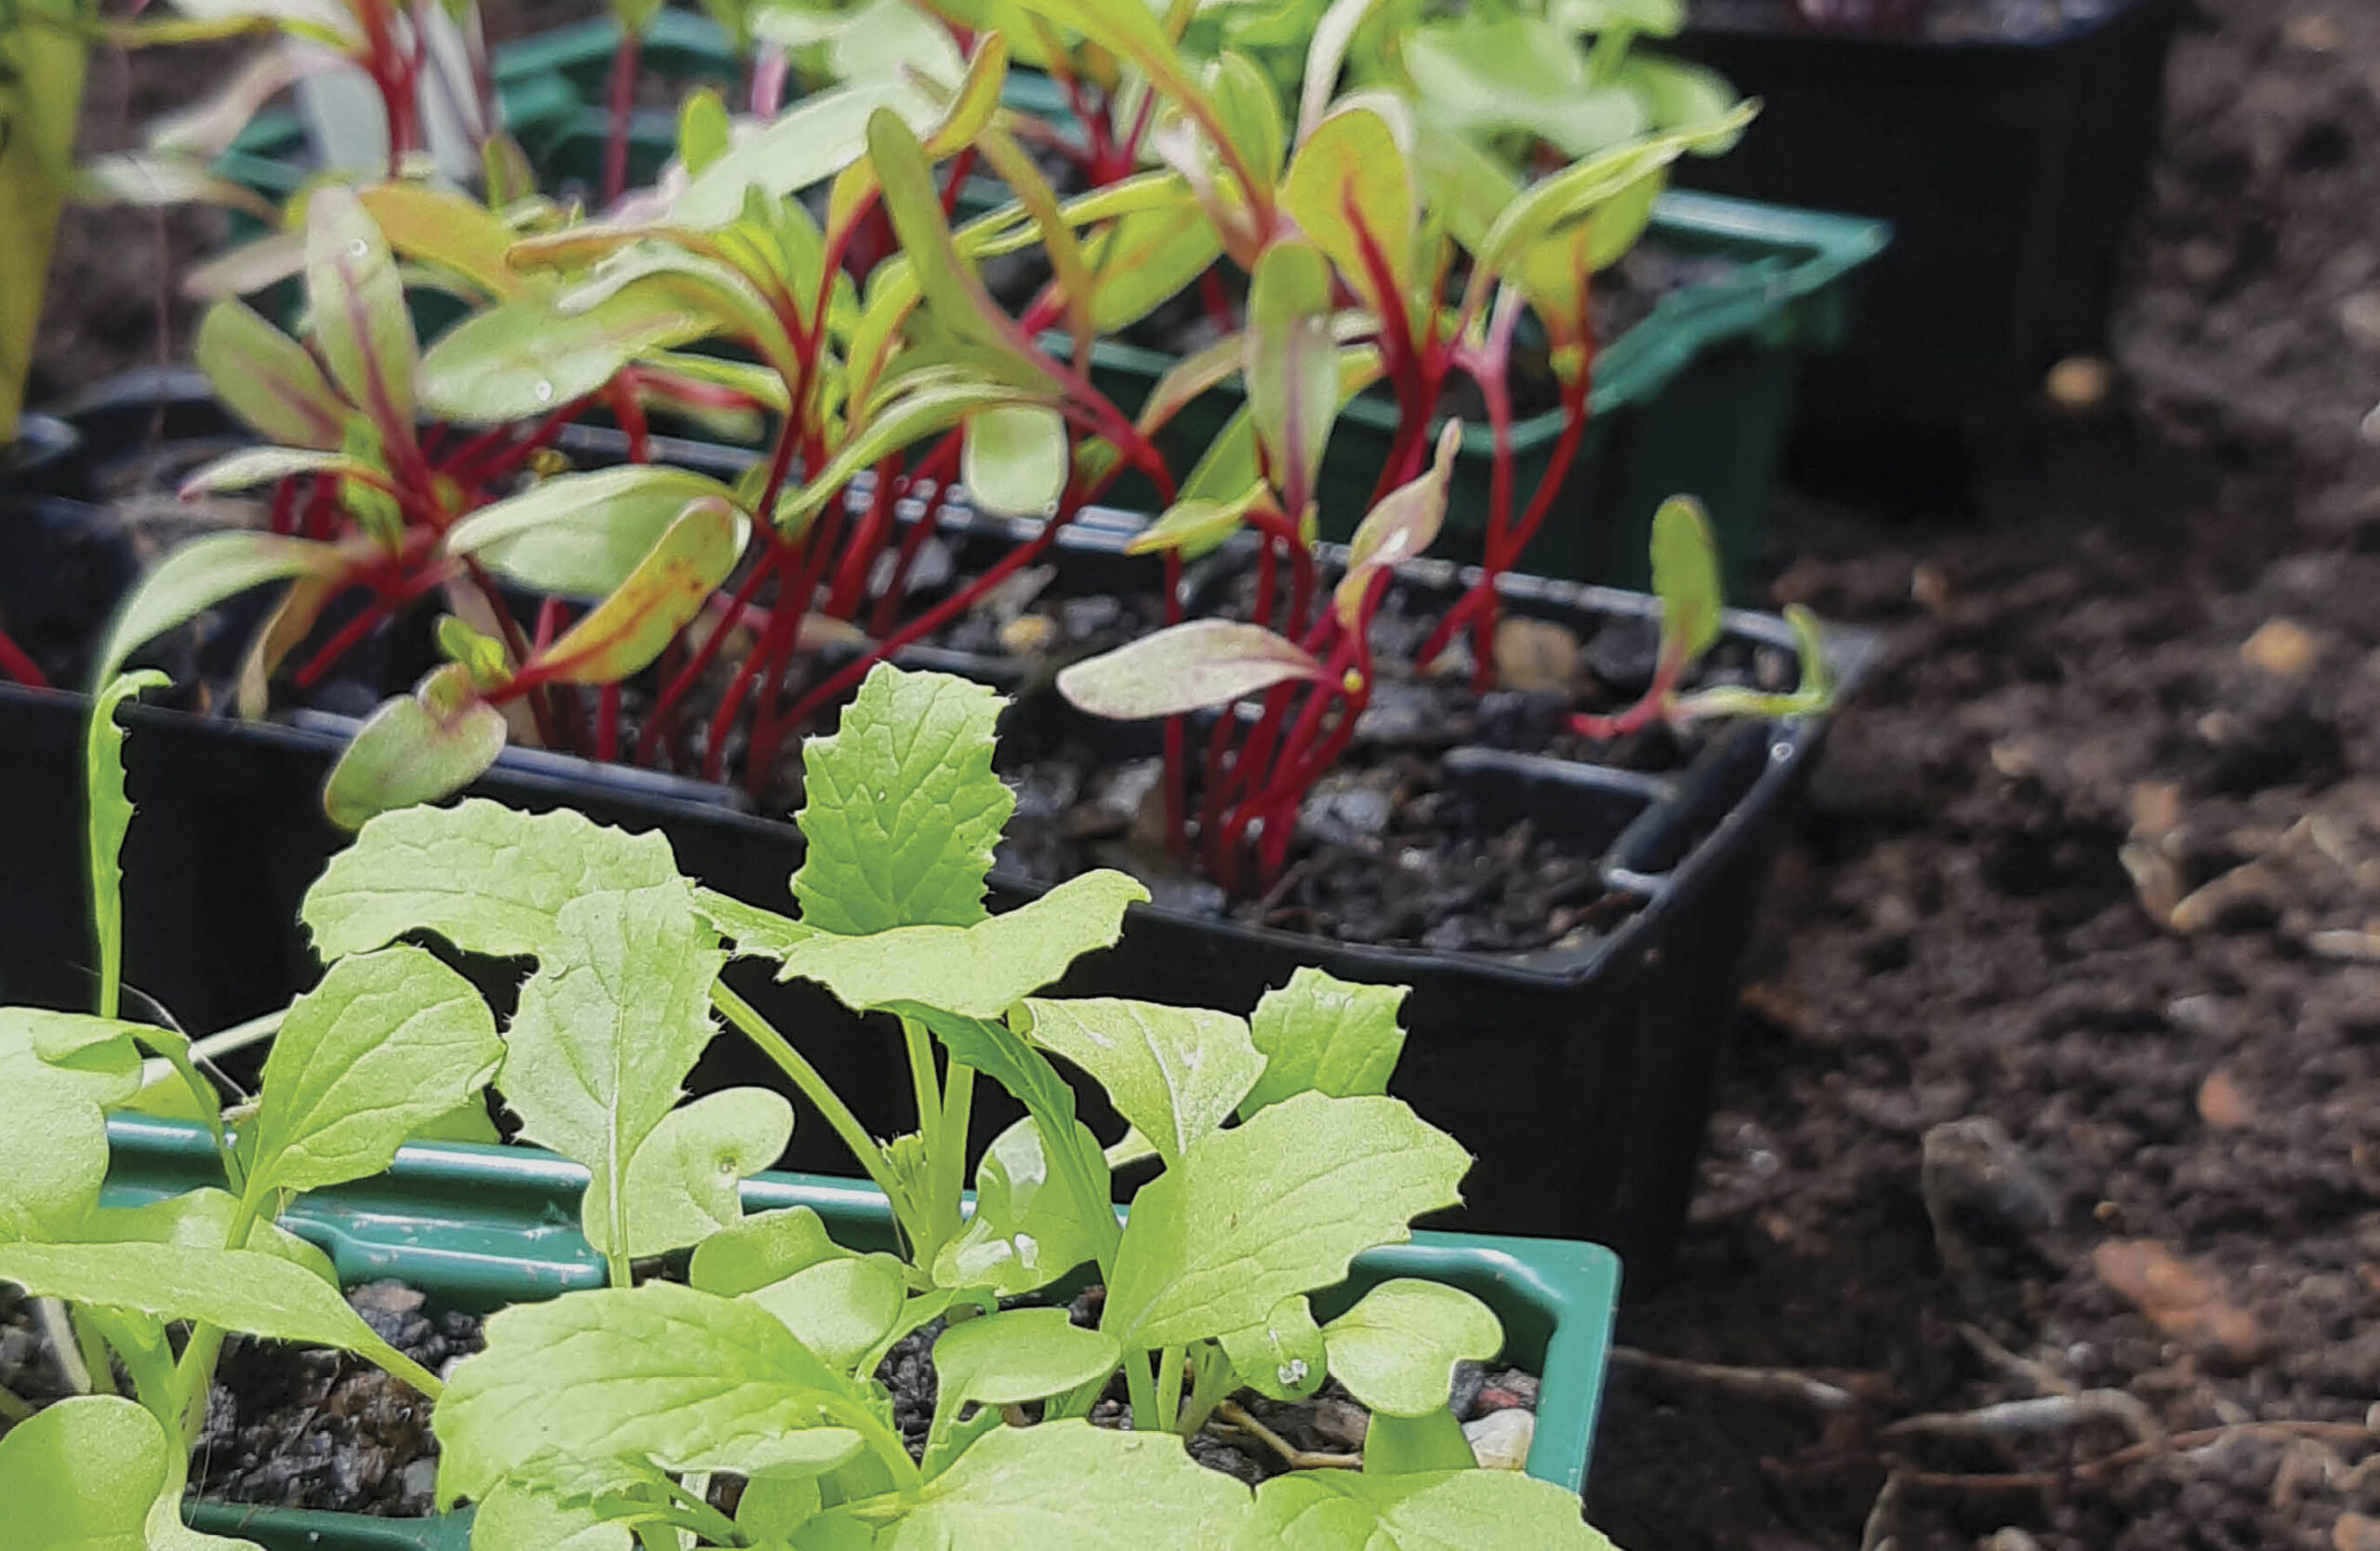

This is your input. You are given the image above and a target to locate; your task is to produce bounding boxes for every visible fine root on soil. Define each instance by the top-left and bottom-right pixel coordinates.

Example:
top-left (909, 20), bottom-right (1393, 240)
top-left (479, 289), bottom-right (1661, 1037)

top-left (1211, 1399), bottom-right (1364, 1472)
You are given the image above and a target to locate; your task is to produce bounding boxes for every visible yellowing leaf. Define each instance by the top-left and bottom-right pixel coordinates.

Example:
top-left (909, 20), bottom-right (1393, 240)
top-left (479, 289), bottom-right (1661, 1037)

top-left (524, 497), bottom-right (742, 683)
top-left (1058, 620), bottom-right (1327, 720)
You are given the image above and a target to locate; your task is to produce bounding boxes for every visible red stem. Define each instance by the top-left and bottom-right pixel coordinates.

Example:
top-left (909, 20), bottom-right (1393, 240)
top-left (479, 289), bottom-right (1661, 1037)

top-left (602, 21), bottom-right (642, 208)
top-left (595, 683), bottom-right (621, 763)
top-left (1160, 550), bottom-right (1187, 859)
top-left (0, 624), bottom-right (49, 687)
top-left (635, 549), bottom-right (777, 766)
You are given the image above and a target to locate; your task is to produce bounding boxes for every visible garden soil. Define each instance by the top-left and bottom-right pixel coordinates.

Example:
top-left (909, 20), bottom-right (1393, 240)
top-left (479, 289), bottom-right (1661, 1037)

top-left (32, 0), bottom-right (2380, 1546)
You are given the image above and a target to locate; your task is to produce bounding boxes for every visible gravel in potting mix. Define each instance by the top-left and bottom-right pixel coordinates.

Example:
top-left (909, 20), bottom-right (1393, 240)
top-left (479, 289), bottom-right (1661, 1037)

top-left (0, 1279), bottom-right (1540, 1517)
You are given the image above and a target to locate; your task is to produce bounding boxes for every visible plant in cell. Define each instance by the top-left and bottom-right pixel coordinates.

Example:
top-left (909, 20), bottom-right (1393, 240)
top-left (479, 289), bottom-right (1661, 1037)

top-left (294, 658), bottom-right (1619, 1547)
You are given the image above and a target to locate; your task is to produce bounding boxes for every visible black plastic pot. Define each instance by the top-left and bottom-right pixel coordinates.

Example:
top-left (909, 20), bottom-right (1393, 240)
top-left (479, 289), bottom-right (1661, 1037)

top-left (1670, 0), bottom-right (2185, 485)
top-left (0, 412), bottom-right (90, 500)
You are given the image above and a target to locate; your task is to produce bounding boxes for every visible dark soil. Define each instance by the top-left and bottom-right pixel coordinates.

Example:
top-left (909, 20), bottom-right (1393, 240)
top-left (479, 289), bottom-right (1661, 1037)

top-left (1687, 0), bottom-right (2137, 43)
top-left (1586, 3), bottom-right (2380, 1548)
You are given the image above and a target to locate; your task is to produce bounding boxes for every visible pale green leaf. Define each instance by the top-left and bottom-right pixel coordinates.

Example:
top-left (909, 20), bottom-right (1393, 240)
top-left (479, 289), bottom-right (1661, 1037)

top-left (1019, 998), bottom-right (1263, 1169)
top-left (1123, 483), bottom-right (1270, 562)
top-left (1279, 105), bottom-right (1413, 309)
top-left (1650, 494), bottom-right (1723, 666)
top-left (193, 299), bottom-right (348, 451)
top-left (303, 185), bottom-right (417, 443)
top-left (320, 669), bottom-right (509, 831)
top-left (0, 1396), bottom-right (260, 1551)
top-left (930, 1307), bottom-right (1118, 1438)
top-left (595, 1086), bottom-right (793, 1258)
top-left (1239, 968), bottom-right (1408, 1119)
top-left (0, 1242), bottom-right (433, 1392)
top-left (775, 871), bottom-right (1146, 1020)
top-left (962, 403), bottom-right (1069, 518)
top-left (1245, 240), bottom-right (1337, 508)
top-left (469, 1482), bottom-right (635, 1551)
top-left (672, 78), bottom-right (940, 228)
top-left (692, 888), bottom-right (815, 960)
top-left (500, 884), bottom-right (723, 1263)
top-left (791, 665), bottom-right (1013, 935)
top-left (1102, 1094), bottom-right (1470, 1349)
top-left (1057, 620), bottom-right (1325, 721)
top-left (932, 1117), bottom-right (1111, 1297)
top-left (1320, 1279), bottom-right (1501, 1417)
top-left (747, 1253), bottom-right (907, 1372)
top-left (97, 532), bottom-right (350, 683)
top-left (246, 945), bottom-right (502, 1198)
top-left (522, 497), bottom-right (744, 684)
top-left (1244, 1468), bottom-right (1616, 1549)
top-left (435, 1281), bottom-right (866, 1505)
top-left (86, 670), bottom-right (168, 1022)
top-left (1334, 419), bottom-right (1461, 629)
top-left (418, 286), bottom-right (718, 424)
top-left (302, 798), bottom-right (680, 962)
top-left (1221, 1294), bottom-right (1326, 1402)
top-left (80, 1188), bottom-right (337, 1286)
top-left (0, 1012), bottom-right (143, 1238)
top-left (879, 1421), bottom-right (1253, 1547)
top-left (174, 446), bottom-right (370, 497)
top-left (444, 467), bottom-right (747, 598)
top-left (691, 1205), bottom-right (845, 1297)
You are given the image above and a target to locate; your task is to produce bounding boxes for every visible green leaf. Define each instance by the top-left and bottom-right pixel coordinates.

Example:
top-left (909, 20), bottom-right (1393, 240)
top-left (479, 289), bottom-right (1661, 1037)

top-left (1404, 16), bottom-right (1644, 158)
top-left (932, 1117), bottom-right (1112, 1297)
top-left (435, 1281), bottom-right (867, 1505)
top-left (1613, 53), bottom-right (1744, 144)
top-left (320, 667), bottom-right (509, 831)
top-left (1673, 603), bottom-right (1837, 722)
top-left (1334, 419), bottom-right (1460, 628)
top-left (1058, 620), bottom-right (1326, 720)
top-left (774, 871), bottom-right (1146, 1020)
top-left (302, 185), bottom-right (417, 447)
top-left (865, 110), bottom-right (1047, 383)
top-left (445, 467), bottom-right (747, 598)
top-left (245, 945), bottom-right (501, 1199)
top-left (193, 299), bottom-right (348, 451)
top-left (1243, 1468), bottom-right (1616, 1549)
top-left (694, 888), bottom-right (815, 960)
top-left (1084, 203), bottom-right (1226, 335)
top-left (737, 1475), bottom-right (822, 1543)
top-left (97, 531), bottom-right (351, 683)
top-left (86, 670), bottom-right (168, 1022)
top-left (356, 182), bottom-right (527, 301)
top-left (1220, 1293), bottom-right (1326, 1402)
top-left (1124, 483), bottom-right (1270, 562)
top-left (672, 78), bottom-right (941, 228)
top-left (522, 497), bottom-right (744, 685)
top-left (0, 1395), bottom-right (260, 1551)
top-left (418, 286), bottom-right (718, 424)
top-left (0, 1012), bottom-right (143, 1237)
top-left (0, 1241), bottom-right (435, 1393)
top-left (691, 1205), bottom-right (845, 1297)
top-left (174, 446), bottom-right (373, 497)
top-left (1245, 240), bottom-right (1338, 507)
top-left (1359, 1408), bottom-right (1474, 1476)
top-left (1279, 105), bottom-right (1413, 311)
top-left (500, 884), bottom-right (724, 1264)
top-left (1472, 106), bottom-right (1753, 286)
top-left (1650, 494), bottom-right (1723, 667)
top-left (469, 1482), bottom-right (636, 1551)
top-left (1102, 1093), bottom-right (1470, 1349)
top-left (596, 1086), bottom-right (794, 1258)
top-left (874, 1421), bottom-right (1252, 1547)
top-left (928, 1306), bottom-right (1118, 1446)
top-left (1239, 968), bottom-right (1407, 1120)
top-left (747, 1252), bottom-right (907, 1372)
top-left (791, 665), bottom-right (1014, 935)
top-left (962, 403), bottom-right (1069, 519)
top-left (679, 86), bottom-right (734, 177)
top-left (1209, 51), bottom-right (1287, 183)
top-left (1018, 998), bottom-right (1263, 1169)
top-left (1319, 1279), bottom-right (1501, 1417)
top-left (79, 1188), bottom-right (337, 1287)
top-left (303, 798), bottom-right (679, 961)
top-left (779, 379), bottom-right (1052, 529)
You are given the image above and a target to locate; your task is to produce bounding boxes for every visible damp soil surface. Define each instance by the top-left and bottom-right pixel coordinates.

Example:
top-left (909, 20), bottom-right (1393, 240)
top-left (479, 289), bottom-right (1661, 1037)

top-left (1586, 4), bottom-right (2380, 1548)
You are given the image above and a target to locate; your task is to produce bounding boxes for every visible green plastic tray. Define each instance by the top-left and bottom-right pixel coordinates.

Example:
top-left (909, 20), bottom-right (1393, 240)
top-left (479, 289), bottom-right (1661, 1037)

top-left (90, 1116), bottom-right (1617, 1547)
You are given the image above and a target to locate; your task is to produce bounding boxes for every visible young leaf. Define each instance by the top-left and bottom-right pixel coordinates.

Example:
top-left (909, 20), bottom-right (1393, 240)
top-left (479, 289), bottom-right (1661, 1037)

top-left (435, 1282), bottom-right (870, 1505)
top-left (302, 799), bottom-right (679, 962)
top-left (792, 665), bottom-right (1014, 935)
top-left (1058, 620), bottom-right (1327, 720)
top-left (245, 945), bottom-right (504, 1199)
top-left (693, 888), bottom-right (815, 960)
top-left (1084, 203), bottom-right (1227, 336)
top-left (857, 1421), bottom-right (1252, 1545)
top-left (1124, 482), bottom-right (1271, 561)
top-left (747, 1252), bottom-right (907, 1371)
top-left (193, 298), bottom-right (348, 450)
top-left (81, 1187), bottom-right (337, 1285)
top-left (417, 285), bottom-right (718, 424)
top-left (1017, 998), bottom-right (1263, 1169)
top-left (319, 666), bottom-right (509, 831)
top-left (1333, 418), bottom-right (1461, 628)
top-left (778, 379), bottom-right (1053, 529)
top-left (1243, 1468), bottom-right (1617, 1549)
top-left (1650, 494), bottom-right (1724, 668)
top-left (1101, 1093), bottom-right (1470, 1349)
top-left (1361, 1407), bottom-right (1477, 1476)
top-left (932, 1116), bottom-right (1113, 1296)
top-left (962, 403), bottom-right (1069, 519)
top-left (692, 1206), bottom-right (846, 1297)
top-left (0, 1395), bottom-right (260, 1551)
top-left (1673, 603), bottom-right (1838, 723)
top-left (355, 181), bottom-right (527, 300)
top-left (86, 669), bottom-right (168, 1022)
top-left (679, 86), bottom-right (733, 176)
top-left (1238, 968), bottom-right (1407, 1120)
top-left (1279, 104), bottom-right (1414, 311)
top-left (671, 77), bottom-right (940, 228)
top-left (302, 185), bottom-right (418, 448)
top-left (595, 1086), bottom-right (794, 1259)
top-left (1222, 1293), bottom-right (1328, 1402)
top-left (96, 531), bottom-right (350, 683)
top-left (1401, 16), bottom-right (1643, 157)
top-left (469, 1482), bottom-right (635, 1551)
top-left (929, 1306), bottom-right (1120, 1437)
top-left (0, 1242), bottom-right (439, 1395)
top-left (500, 884), bottom-right (724, 1262)
top-left (175, 445), bottom-right (373, 497)
top-left (774, 870), bottom-right (1147, 1020)
top-left (865, 109), bottom-right (1049, 382)
top-left (523, 497), bottom-right (744, 683)
top-left (1471, 107), bottom-right (1753, 287)
top-left (1319, 1279), bottom-right (1501, 1417)
top-left (1245, 241), bottom-right (1338, 509)
top-left (445, 467), bottom-right (747, 598)
top-left (0, 1012), bottom-right (144, 1237)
